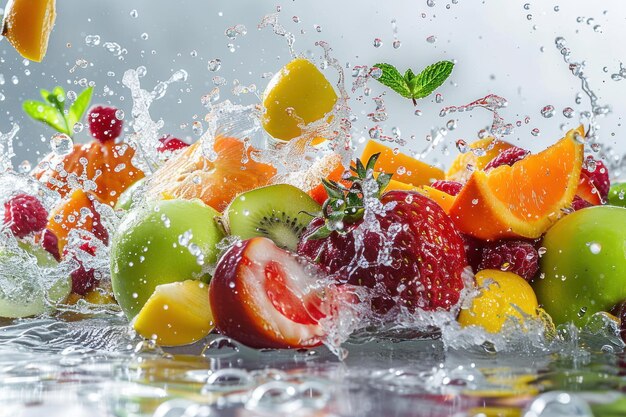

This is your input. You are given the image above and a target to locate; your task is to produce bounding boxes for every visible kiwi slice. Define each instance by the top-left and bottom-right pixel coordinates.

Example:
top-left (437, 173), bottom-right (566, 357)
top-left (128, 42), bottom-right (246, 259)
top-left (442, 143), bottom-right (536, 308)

top-left (226, 184), bottom-right (321, 251)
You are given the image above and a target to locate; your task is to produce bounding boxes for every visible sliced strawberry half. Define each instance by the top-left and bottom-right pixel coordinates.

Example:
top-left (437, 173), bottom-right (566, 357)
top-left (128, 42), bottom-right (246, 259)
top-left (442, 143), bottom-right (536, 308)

top-left (209, 237), bottom-right (327, 349)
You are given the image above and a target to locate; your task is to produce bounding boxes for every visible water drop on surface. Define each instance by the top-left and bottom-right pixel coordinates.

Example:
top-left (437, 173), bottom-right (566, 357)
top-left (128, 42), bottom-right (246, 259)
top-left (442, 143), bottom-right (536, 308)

top-left (426, 35), bottom-right (437, 44)
top-left (373, 38), bottom-right (382, 48)
top-left (531, 128), bottom-right (540, 137)
top-left (588, 242), bottom-right (602, 254)
top-left (393, 40), bottom-right (401, 49)
top-left (540, 105), bottom-right (555, 118)
top-left (562, 107), bottom-right (574, 118)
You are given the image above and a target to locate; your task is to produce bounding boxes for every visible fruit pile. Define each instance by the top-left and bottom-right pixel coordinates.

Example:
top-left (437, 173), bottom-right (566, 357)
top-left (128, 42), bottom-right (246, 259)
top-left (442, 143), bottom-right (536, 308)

top-left (3, 57), bottom-right (626, 351)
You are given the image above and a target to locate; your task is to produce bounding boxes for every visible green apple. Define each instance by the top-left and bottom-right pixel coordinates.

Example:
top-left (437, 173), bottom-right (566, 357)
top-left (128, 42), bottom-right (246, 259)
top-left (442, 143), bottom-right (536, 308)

top-left (533, 206), bottom-right (626, 326)
top-left (110, 198), bottom-right (225, 320)
top-left (0, 241), bottom-right (71, 318)
top-left (608, 182), bottom-right (626, 208)
top-left (115, 178), bottom-right (146, 211)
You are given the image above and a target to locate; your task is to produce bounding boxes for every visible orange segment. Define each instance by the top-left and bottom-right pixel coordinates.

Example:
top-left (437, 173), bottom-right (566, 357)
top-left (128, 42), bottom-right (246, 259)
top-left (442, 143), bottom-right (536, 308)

top-left (361, 140), bottom-right (444, 187)
top-left (384, 179), bottom-right (418, 192)
top-left (446, 137), bottom-right (514, 183)
top-left (449, 126), bottom-right (584, 240)
top-left (307, 157), bottom-right (348, 205)
top-left (416, 186), bottom-right (456, 214)
top-left (2, 0), bottom-right (56, 62)
top-left (145, 136), bottom-right (277, 212)
top-left (46, 189), bottom-right (106, 253)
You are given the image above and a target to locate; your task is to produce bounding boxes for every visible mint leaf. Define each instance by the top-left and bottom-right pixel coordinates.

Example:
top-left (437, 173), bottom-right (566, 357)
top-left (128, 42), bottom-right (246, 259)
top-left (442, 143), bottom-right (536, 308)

top-left (22, 101), bottom-right (70, 134)
top-left (23, 86), bottom-right (94, 137)
top-left (67, 87), bottom-right (93, 128)
top-left (372, 63), bottom-right (411, 98)
top-left (411, 60), bottom-right (454, 99)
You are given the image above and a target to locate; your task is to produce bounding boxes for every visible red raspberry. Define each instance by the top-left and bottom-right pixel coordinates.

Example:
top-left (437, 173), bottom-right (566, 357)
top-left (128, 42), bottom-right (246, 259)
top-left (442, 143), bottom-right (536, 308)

top-left (571, 195), bottom-right (593, 211)
top-left (88, 106), bottom-right (123, 143)
top-left (3, 194), bottom-right (48, 238)
top-left (66, 242), bottom-right (99, 295)
top-left (582, 158), bottom-right (610, 201)
top-left (157, 135), bottom-right (190, 153)
top-left (478, 240), bottom-right (539, 281)
top-left (462, 234), bottom-right (485, 273)
top-left (431, 180), bottom-right (463, 196)
top-left (484, 146), bottom-right (530, 170)
top-left (41, 229), bottom-right (61, 261)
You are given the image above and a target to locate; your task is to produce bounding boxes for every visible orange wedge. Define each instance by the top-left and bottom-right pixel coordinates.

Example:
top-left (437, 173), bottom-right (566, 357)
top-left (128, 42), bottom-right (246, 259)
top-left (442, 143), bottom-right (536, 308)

top-left (449, 126), bottom-right (584, 240)
top-left (145, 136), bottom-right (276, 212)
top-left (416, 186), bottom-right (456, 214)
top-left (2, 0), bottom-right (56, 62)
top-left (446, 137), bottom-right (514, 183)
top-left (361, 140), bottom-right (444, 187)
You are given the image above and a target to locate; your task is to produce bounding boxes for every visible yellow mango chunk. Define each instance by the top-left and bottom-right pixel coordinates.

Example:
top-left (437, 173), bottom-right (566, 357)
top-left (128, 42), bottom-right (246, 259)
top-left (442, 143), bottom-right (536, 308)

top-left (133, 280), bottom-right (214, 346)
top-left (3, 0), bottom-right (57, 62)
top-left (458, 270), bottom-right (538, 333)
top-left (262, 58), bottom-right (337, 141)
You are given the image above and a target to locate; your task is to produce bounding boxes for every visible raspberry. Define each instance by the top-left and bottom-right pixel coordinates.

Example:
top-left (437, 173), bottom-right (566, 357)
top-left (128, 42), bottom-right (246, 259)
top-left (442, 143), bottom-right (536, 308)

top-left (88, 106), bottom-right (123, 143)
top-left (3, 194), bottom-right (48, 238)
top-left (478, 240), bottom-right (539, 281)
top-left (582, 158), bottom-right (610, 201)
top-left (571, 195), bottom-right (593, 211)
top-left (431, 180), bottom-right (463, 196)
top-left (157, 135), bottom-right (190, 153)
top-left (484, 146), bottom-right (530, 170)
top-left (66, 242), bottom-right (99, 295)
top-left (41, 229), bottom-right (61, 261)
top-left (462, 234), bottom-right (485, 272)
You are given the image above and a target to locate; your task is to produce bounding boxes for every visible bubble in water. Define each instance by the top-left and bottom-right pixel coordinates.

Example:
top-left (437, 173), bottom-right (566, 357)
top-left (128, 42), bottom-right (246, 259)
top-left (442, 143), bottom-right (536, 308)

top-left (562, 107), bottom-right (574, 118)
top-left (50, 133), bottom-right (73, 156)
top-left (373, 38), bottom-right (382, 48)
top-left (72, 122), bottom-right (84, 134)
top-left (531, 128), bottom-right (540, 137)
top-left (540, 105), bottom-right (555, 118)
top-left (85, 35), bottom-right (101, 47)
top-left (115, 109), bottom-right (125, 120)
top-left (208, 59), bottom-right (222, 72)
top-left (426, 35), bottom-right (437, 43)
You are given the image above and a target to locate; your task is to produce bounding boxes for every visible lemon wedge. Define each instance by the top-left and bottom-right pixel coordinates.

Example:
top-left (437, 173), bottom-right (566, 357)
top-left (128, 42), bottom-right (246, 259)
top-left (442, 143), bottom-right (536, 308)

top-left (133, 280), bottom-right (214, 346)
top-left (262, 58), bottom-right (337, 141)
top-left (2, 0), bottom-right (57, 62)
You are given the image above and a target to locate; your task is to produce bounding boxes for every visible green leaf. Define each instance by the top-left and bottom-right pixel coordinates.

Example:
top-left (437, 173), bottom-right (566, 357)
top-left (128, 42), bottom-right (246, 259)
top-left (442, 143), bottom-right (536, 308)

top-left (365, 152), bottom-right (380, 174)
top-left (307, 225), bottom-right (332, 241)
top-left (40, 89), bottom-right (51, 101)
top-left (411, 61), bottom-right (454, 100)
top-left (22, 101), bottom-right (70, 135)
top-left (372, 63), bottom-right (412, 98)
top-left (355, 158), bottom-right (366, 178)
top-left (67, 87), bottom-right (93, 128)
top-left (404, 68), bottom-right (416, 82)
top-left (376, 173), bottom-right (393, 193)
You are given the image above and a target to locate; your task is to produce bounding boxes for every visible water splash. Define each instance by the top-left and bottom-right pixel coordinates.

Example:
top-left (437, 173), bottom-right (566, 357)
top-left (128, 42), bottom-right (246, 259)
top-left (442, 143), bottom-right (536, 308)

top-left (0, 124), bottom-right (19, 173)
top-left (258, 13), bottom-right (296, 58)
top-left (440, 94), bottom-right (515, 139)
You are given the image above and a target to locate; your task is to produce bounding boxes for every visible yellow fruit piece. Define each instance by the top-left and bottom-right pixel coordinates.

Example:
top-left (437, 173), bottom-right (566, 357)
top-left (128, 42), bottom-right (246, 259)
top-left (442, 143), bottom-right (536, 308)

top-left (383, 178), bottom-right (417, 192)
top-left (2, 0), bottom-right (56, 62)
top-left (446, 137), bottom-right (513, 183)
top-left (262, 58), bottom-right (338, 141)
top-left (133, 280), bottom-right (214, 346)
top-left (84, 288), bottom-right (116, 305)
top-left (466, 407), bottom-right (521, 417)
top-left (416, 185), bottom-right (456, 214)
top-left (458, 270), bottom-right (539, 333)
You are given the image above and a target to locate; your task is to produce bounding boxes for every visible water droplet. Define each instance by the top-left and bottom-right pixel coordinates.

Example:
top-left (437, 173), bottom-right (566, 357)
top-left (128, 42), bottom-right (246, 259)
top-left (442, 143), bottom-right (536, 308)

top-left (292, 16), bottom-right (300, 23)
top-left (314, 24), bottom-right (322, 33)
top-left (435, 93), bottom-right (443, 103)
top-left (588, 242), bottom-right (602, 254)
top-left (130, 9), bottom-right (139, 18)
top-left (18, 160), bottom-right (31, 173)
top-left (414, 109), bottom-right (423, 116)
top-left (531, 128), bottom-right (540, 136)
top-left (456, 139), bottom-right (468, 153)
top-left (446, 119), bottom-right (457, 130)
top-left (72, 122), bottom-right (84, 134)
top-left (208, 59), bottom-right (222, 72)
top-left (115, 109), bottom-right (125, 120)
top-left (50, 133), bottom-right (73, 156)
top-left (192, 121), bottom-right (203, 136)
top-left (427, 0), bottom-right (436, 7)
top-left (141, 33), bottom-right (149, 40)
top-left (540, 105), bottom-right (555, 118)
top-left (526, 14), bottom-right (532, 20)
top-left (85, 35), bottom-right (101, 47)
top-left (562, 107), bottom-right (574, 118)
top-left (523, 3), bottom-right (530, 10)
top-left (373, 38), bottom-right (382, 48)
top-left (554, 5), bottom-right (560, 12)
top-left (392, 40), bottom-right (402, 49)
top-left (426, 35), bottom-right (437, 44)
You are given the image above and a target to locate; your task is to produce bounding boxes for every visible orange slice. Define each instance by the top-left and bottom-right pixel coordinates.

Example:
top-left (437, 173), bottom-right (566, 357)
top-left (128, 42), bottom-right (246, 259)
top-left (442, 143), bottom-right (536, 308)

top-left (416, 185), bottom-right (456, 214)
top-left (145, 136), bottom-right (277, 212)
top-left (449, 126), bottom-right (584, 240)
top-left (446, 137), bottom-right (514, 183)
top-left (361, 140), bottom-right (444, 187)
top-left (2, 0), bottom-right (56, 62)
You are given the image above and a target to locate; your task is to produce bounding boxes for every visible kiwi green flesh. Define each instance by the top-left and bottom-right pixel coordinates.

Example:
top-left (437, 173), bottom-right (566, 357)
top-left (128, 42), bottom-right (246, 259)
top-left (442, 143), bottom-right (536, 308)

top-left (226, 184), bottom-right (321, 251)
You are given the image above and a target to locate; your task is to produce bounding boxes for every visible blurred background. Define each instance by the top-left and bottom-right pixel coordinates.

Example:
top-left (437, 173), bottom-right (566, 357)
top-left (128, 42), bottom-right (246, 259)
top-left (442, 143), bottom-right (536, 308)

top-left (0, 0), bottom-right (624, 176)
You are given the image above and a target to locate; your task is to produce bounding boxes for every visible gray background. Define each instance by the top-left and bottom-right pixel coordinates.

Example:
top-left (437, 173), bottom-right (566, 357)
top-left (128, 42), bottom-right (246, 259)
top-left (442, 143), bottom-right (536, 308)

top-left (0, 0), bottom-right (625, 177)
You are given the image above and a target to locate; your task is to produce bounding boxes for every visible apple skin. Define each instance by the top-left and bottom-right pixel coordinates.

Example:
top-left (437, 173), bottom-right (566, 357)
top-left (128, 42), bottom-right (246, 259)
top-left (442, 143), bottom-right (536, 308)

top-left (115, 178), bottom-right (146, 211)
top-left (111, 198), bottom-right (224, 320)
top-left (533, 206), bottom-right (626, 326)
top-left (609, 182), bottom-right (626, 208)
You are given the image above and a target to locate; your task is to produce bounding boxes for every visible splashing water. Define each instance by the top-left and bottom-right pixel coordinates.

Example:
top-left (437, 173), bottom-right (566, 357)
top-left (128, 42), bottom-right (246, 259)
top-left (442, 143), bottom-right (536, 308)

top-left (0, 124), bottom-right (19, 173)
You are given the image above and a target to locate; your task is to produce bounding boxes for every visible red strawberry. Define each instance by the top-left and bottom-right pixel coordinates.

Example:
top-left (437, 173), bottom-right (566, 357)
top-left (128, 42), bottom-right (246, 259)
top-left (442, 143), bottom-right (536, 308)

top-left (571, 195), bottom-right (593, 211)
top-left (41, 229), bottom-right (61, 261)
top-left (3, 194), bottom-right (48, 238)
top-left (210, 237), bottom-right (328, 349)
top-left (157, 135), bottom-right (190, 153)
top-left (484, 146), bottom-right (530, 170)
top-left (431, 180), bottom-right (463, 196)
top-left (478, 240), bottom-right (539, 281)
top-left (582, 158), bottom-right (610, 201)
top-left (298, 172), bottom-right (468, 315)
top-left (88, 106), bottom-right (123, 143)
